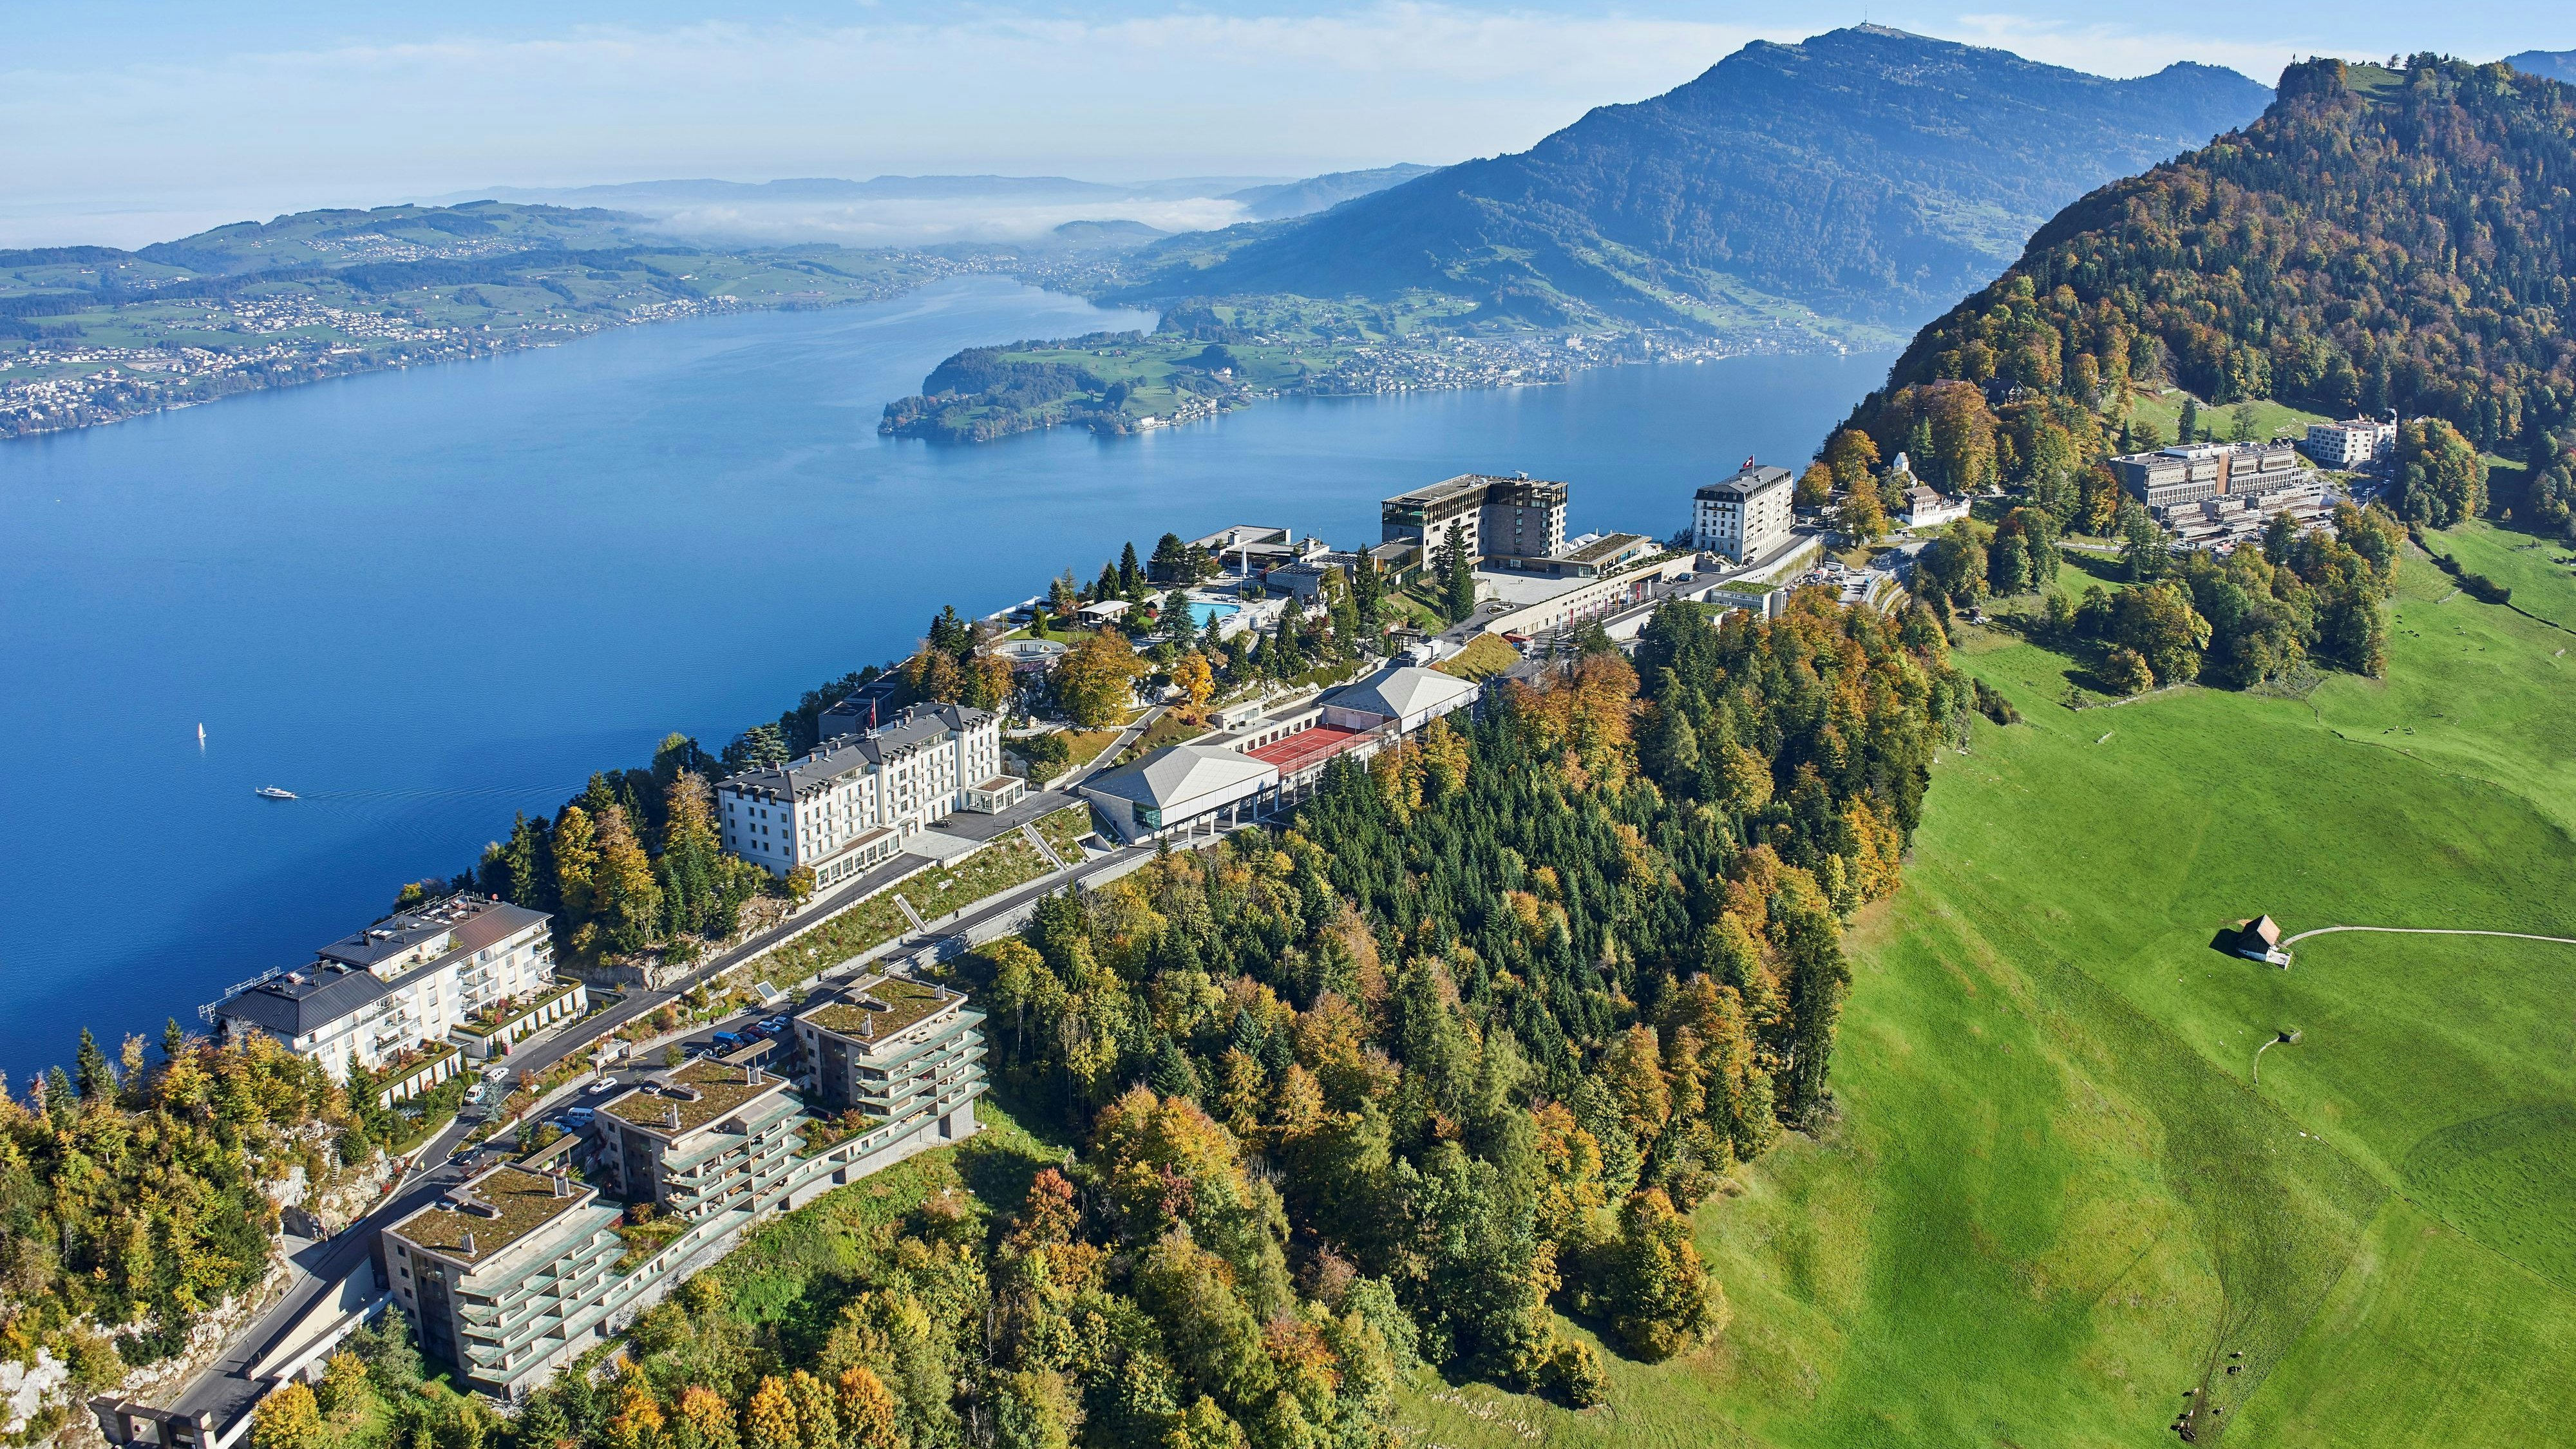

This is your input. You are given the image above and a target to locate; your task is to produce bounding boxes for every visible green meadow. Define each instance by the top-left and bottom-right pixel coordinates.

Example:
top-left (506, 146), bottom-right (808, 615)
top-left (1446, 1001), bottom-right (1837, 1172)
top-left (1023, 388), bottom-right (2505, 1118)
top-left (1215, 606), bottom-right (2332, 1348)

top-left (1402, 525), bottom-right (2576, 1446)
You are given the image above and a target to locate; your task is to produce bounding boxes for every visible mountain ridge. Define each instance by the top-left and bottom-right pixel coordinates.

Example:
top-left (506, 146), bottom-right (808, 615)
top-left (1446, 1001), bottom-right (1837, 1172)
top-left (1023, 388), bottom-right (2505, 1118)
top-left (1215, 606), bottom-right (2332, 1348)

top-left (1124, 26), bottom-right (2271, 334)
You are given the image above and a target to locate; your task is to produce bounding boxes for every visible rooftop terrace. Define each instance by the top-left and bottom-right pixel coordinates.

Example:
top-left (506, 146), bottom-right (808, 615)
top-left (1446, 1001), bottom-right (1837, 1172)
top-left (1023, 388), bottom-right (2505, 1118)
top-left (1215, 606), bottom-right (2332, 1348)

top-left (391, 1166), bottom-right (589, 1265)
top-left (804, 976), bottom-right (957, 1044)
top-left (603, 1057), bottom-right (786, 1137)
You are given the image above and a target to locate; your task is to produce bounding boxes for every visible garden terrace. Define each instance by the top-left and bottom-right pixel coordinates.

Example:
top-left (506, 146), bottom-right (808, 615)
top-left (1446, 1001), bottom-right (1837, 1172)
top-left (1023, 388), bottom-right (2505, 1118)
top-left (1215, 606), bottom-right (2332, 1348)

top-left (392, 1166), bottom-right (589, 1264)
top-left (805, 976), bottom-right (954, 1043)
top-left (603, 1058), bottom-right (782, 1136)
top-left (453, 980), bottom-right (582, 1041)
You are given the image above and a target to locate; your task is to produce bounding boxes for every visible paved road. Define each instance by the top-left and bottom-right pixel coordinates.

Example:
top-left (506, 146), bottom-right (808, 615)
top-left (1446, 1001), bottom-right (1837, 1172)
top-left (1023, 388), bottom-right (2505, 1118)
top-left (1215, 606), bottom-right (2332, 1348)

top-left (148, 786), bottom-right (1153, 1430)
top-left (2278, 923), bottom-right (2576, 948)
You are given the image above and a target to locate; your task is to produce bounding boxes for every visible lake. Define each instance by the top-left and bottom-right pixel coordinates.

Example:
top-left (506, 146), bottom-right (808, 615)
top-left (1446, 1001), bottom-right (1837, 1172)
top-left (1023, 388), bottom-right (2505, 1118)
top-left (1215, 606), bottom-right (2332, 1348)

top-left (0, 275), bottom-right (1889, 1075)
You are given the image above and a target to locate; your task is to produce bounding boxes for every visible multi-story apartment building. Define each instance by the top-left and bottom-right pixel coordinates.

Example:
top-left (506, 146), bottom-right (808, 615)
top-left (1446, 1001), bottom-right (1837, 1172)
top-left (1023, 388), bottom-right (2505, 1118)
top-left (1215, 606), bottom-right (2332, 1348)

top-left (383, 987), bottom-right (993, 1402)
top-left (594, 1056), bottom-right (804, 1218)
top-left (2108, 440), bottom-right (2306, 511)
top-left (794, 974), bottom-right (987, 1146)
top-left (716, 703), bottom-right (1007, 888)
top-left (210, 895), bottom-right (574, 1094)
top-left (1694, 462), bottom-right (1794, 561)
top-left (1380, 475), bottom-right (1569, 564)
top-left (380, 1162), bottom-right (627, 1399)
top-left (2303, 417), bottom-right (2399, 469)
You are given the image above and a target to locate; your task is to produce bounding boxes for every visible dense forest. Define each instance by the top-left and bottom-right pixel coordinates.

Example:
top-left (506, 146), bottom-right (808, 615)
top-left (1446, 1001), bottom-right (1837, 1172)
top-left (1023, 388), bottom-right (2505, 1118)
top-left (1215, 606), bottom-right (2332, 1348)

top-left (1855, 55), bottom-right (2575, 518)
top-left (0, 1029), bottom-right (370, 1432)
top-left (236, 593), bottom-right (1964, 1449)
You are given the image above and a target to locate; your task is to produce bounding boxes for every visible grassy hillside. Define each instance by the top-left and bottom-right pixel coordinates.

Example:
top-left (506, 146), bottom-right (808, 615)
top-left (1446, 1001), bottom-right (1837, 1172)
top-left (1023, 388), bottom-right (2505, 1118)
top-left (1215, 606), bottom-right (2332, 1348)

top-left (1397, 526), bottom-right (2576, 1446)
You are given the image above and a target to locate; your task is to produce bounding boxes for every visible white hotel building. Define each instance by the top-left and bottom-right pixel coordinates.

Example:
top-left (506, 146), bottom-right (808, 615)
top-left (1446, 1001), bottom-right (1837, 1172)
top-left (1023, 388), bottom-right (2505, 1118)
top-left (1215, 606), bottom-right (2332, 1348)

top-left (716, 703), bottom-right (1017, 887)
top-left (1694, 461), bottom-right (1795, 562)
top-left (210, 894), bottom-right (576, 1096)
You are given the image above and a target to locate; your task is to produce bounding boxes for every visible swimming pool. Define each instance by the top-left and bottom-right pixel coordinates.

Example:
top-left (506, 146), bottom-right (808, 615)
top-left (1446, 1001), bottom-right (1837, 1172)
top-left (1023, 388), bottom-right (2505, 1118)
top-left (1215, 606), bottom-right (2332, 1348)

top-left (1187, 601), bottom-right (1241, 629)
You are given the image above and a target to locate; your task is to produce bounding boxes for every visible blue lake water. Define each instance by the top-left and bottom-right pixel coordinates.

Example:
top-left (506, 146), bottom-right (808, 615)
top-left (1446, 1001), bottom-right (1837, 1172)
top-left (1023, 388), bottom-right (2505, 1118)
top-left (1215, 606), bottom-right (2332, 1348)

top-left (0, 274), bottom-right (1890, 1076)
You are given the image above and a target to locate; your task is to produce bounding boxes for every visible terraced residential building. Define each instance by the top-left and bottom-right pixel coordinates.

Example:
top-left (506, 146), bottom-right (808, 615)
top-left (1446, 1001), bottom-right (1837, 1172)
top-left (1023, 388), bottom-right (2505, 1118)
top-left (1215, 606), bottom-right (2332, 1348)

top-left (380, 1162), bottom-right (629, 1398)
top-left (381, 984), bottom-right (990, 1400)
top-left (794, 974), bottom-right (986, 1157)
top-left (594, 1056), bottom-right (804, 1218)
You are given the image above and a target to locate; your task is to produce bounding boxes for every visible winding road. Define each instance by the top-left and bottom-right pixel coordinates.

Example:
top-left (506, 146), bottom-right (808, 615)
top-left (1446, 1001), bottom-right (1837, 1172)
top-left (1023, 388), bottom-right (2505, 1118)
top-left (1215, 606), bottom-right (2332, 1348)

top-left (2280, 924), bottom-right (2576, 947)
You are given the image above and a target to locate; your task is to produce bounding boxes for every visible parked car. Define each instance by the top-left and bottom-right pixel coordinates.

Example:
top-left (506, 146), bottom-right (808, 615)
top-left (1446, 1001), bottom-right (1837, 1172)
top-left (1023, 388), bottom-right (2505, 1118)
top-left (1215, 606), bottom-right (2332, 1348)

top-left (564, 1106), bottom-right (596, 1125)
top-left (587, 1079), bottom-right (618, 1095)
top-left (712, 1030), bottom-right (744, 1048)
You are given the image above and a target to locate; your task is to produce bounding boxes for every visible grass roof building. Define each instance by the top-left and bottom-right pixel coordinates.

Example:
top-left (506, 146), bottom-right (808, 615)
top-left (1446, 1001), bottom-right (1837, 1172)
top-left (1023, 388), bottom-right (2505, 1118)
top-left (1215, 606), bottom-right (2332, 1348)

top-left (791, 974), bottom-right (987, 1170)
top-left (383, 976), bottom-right (991, 1401)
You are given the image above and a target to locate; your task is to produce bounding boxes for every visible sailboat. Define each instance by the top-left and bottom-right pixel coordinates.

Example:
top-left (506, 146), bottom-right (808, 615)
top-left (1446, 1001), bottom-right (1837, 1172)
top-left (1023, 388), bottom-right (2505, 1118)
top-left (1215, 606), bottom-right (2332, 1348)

top-left (197, 723), bottom-right (206, 746)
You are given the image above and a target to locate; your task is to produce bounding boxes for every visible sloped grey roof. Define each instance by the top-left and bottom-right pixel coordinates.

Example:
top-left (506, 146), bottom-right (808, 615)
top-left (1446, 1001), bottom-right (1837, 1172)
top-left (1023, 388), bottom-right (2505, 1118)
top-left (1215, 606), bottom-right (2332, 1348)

top-left (1696, 464), bottom-right (1792, 501)
top-left (216, 965), bottom-right (388, 1037)
top-left (1327, 665), bottom-right (1478, 723)
top-left (730, 703), bottom-right (992, 801)
top-left (1083, 744), bottom-right (1277, 808)
top-left (316, 895), bottom-right (545, 969)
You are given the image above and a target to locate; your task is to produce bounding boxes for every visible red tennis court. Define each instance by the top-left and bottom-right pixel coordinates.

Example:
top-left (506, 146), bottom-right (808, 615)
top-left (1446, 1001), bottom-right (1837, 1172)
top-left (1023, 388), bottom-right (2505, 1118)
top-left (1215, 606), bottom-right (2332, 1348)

top-left (1244, 724), bottom-right (1372, 774)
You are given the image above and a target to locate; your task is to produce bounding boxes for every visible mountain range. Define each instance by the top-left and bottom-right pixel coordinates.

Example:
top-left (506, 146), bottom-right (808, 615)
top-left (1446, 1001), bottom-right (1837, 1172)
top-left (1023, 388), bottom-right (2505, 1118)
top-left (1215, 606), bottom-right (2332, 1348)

top-left (419, 167), bottom-right (1440, 247)
top-left (1122, 26), bottom-right (2272, 337)
top-left (2506, 49), bottom-right (2576, 84)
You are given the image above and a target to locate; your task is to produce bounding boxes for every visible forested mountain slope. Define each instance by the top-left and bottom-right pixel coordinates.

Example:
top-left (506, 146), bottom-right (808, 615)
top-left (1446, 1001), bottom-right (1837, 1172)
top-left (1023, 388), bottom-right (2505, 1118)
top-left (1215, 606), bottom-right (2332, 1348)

top-left (1129, 26), bottom-right (2269, 334)
top-left (1857, 55), bottom-right (2576, 477)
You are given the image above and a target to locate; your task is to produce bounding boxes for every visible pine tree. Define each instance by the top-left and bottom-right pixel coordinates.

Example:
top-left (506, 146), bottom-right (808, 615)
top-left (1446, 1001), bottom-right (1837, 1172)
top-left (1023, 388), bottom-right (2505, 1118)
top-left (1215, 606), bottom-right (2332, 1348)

top-left (1148, 1037), bottom-right (1203, 1101)
top-left (75, 1028), bottom-right (115, 1101)
top-left (1436, 520), bottom-right (1477, 621)
top-left (657, 773), bottom-right (721, 939)
top-left (1119, 542), bottom-right (1142, 595)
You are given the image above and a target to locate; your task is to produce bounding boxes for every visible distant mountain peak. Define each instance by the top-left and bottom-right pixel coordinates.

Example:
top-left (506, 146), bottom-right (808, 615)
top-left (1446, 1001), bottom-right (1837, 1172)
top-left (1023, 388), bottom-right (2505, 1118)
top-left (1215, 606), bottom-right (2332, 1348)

top-left (1125, 28), bottom-right (2271, 335)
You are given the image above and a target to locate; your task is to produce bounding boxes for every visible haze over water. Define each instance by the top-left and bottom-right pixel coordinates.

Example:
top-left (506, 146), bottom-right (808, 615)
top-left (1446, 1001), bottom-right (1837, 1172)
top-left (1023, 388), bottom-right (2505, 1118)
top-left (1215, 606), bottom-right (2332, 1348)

top-left (0, 275), bottom-right (1888, 1075)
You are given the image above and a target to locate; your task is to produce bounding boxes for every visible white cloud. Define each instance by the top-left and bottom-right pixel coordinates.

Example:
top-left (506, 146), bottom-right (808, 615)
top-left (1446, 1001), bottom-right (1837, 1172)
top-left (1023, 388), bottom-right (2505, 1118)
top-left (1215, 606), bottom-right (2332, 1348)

top-left (634, 196), bottom-right (1260, 247)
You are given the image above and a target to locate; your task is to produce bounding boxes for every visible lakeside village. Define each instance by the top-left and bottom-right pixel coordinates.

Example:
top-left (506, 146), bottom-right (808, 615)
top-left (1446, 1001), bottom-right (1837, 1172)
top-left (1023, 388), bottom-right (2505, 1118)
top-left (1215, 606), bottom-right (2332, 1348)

top-left (86, 416), bottom-right (2395, 1441)
top-left (0, 294), bottom-right (748, 439)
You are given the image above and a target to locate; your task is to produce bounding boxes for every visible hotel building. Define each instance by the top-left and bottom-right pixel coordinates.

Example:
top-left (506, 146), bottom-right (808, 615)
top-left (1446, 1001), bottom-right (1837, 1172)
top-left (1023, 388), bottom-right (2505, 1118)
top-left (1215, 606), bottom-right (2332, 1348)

top-left (715, 703), bottom-right (1016, 889)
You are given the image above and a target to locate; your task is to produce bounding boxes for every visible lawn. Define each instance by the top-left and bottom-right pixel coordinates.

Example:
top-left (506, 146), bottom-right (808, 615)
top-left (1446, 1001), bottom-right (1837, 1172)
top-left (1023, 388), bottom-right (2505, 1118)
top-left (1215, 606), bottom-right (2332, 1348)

top-left (762, 835), bottom-right (1061, 978)
top-left (1437, 632), bottom-right (1520, 681)
top-left (1399, 529), bottom-right (2576, 1446)
top-left (1030, 802), bottom-right (1095, 858)
top-left (2122, 386), bottom-right (2332, 446)
top-left (708, 1095), bottom-right (1066, 1333)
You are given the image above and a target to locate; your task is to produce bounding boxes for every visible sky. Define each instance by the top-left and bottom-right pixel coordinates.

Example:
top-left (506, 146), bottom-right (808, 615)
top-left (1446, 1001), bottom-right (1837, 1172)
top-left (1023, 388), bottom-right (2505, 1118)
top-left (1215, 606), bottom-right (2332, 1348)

top-left (3, 1), bottom-right (2566, 249)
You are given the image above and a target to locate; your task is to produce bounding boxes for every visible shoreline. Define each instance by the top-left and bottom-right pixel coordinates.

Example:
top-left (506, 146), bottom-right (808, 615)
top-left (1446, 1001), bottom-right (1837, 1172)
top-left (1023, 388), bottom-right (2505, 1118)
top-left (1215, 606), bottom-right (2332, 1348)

top-left (0, 294), bottom-right (887, 443)
top-left (878, 324), bottom-right (1864, 445)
